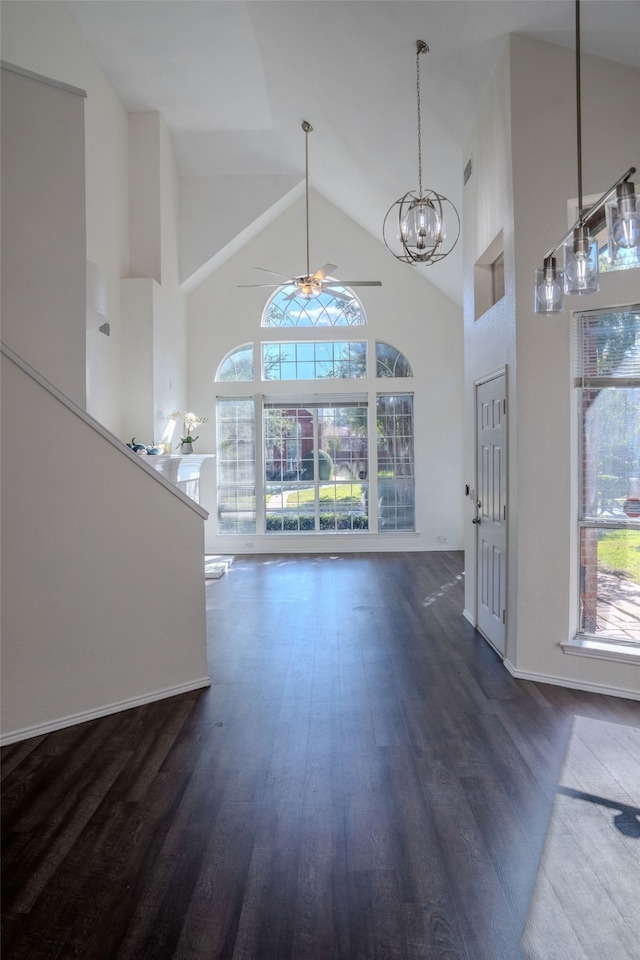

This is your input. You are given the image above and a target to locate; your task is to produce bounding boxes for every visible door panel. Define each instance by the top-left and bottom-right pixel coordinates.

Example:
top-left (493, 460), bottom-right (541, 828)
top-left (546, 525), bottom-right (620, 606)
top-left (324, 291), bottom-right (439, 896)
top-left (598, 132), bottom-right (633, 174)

top-left (476, 375), bottom-right (507, 655)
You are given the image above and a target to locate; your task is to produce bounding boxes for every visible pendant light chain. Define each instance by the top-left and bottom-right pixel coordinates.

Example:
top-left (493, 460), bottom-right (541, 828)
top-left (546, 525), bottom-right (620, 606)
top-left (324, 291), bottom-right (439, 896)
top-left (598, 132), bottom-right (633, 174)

top-left (415, 41), bottom-right (429, 198)
top-left (382, 38), bottom-right (459, 266)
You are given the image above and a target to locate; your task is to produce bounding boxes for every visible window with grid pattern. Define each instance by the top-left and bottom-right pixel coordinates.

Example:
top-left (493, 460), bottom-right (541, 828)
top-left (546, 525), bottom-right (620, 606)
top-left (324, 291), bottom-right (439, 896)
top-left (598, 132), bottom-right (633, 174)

top-left (576, 305), bottom-right (640, 645)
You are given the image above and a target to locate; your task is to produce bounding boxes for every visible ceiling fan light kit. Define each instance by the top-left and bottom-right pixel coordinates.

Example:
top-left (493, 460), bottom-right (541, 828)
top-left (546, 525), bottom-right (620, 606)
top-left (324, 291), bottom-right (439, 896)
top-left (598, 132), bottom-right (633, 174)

top-left (534, 0), bottom-right (639, 314)
top-left (238, 120), bottom-right (382, 300)
top-left (383, 40), bottom-right (460, 267)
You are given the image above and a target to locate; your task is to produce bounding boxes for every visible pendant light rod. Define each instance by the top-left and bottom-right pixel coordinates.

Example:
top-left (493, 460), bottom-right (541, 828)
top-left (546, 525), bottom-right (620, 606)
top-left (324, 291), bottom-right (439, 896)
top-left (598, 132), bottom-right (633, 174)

top-left (534, 0), bottom-right (639, 313)
top-left (302, 120), bottom-right (313, 279)
top-left (575, 0), bottom-right (583, 216)
top-left (543, 166), bottom-right (636, 262)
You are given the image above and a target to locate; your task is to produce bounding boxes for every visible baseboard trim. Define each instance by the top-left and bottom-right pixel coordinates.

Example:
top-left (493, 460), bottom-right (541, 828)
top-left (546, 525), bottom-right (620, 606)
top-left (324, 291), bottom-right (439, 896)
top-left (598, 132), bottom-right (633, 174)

top-left (502, 661), bottom-right (639, 702)
top-left (463, 608), bottom-right (475, 626)
top-left (0, 676), bottom-right (212, 746)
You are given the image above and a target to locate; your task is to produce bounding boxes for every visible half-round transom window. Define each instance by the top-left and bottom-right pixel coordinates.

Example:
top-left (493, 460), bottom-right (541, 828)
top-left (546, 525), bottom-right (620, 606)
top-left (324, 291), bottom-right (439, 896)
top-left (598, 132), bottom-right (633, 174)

top-left (261, 284), bottom-right (367, 327)
top-left (216, 343), bottom-right (253, 381)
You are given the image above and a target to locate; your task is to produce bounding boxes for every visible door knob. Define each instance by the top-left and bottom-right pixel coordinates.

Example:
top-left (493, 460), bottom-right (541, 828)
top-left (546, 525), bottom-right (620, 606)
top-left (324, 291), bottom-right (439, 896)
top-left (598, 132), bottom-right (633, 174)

top-left (471, 517), bottom-right (481, 524)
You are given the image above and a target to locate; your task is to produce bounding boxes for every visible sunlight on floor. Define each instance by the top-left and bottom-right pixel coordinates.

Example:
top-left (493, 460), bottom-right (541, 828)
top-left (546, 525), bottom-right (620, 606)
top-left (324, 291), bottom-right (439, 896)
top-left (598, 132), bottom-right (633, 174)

top-left (204, 555), bottom-right (234, 579)
top-left (522, 716), bottom-right (640, 960)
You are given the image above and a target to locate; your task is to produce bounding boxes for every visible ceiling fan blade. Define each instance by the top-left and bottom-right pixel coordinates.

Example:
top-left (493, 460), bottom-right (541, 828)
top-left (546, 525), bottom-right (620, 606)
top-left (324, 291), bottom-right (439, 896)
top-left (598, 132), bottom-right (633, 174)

top-left (251, 266), bottom-right (293, 278)
top-left (312, 263), bottom-right (338, 280)
top-left (323, 287), bottom-right (355, 302)
top-left (337, 280), bottom-right (383, 287)
top-left (237, 283), bottom-right (282, 288)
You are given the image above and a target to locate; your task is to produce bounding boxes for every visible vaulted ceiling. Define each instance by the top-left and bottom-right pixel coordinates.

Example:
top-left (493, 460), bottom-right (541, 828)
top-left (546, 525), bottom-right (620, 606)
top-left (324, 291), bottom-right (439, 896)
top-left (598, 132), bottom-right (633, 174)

top-left (65, 1), bottom-right (640, 305)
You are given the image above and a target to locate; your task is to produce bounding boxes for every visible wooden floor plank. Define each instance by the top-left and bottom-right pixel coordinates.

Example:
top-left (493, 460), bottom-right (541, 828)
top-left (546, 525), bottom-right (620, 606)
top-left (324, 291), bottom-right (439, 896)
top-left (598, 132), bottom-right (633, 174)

top-left (2, 551), bottom-right (640, 960)
top-left (291, 801), bottom-right (350, 960)
top-left (523, 714), bottom-right (640, 960)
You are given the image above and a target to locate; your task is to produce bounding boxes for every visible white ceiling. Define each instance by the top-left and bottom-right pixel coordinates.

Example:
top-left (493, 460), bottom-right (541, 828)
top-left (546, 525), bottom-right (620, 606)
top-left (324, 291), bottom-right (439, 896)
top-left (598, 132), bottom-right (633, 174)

top-left (65, 0), bottom-right (640, 304)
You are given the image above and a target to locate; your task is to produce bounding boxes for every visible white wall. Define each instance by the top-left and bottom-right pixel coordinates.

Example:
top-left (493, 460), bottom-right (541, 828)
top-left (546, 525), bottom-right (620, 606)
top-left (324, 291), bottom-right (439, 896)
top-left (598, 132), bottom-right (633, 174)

top-left (129, 112), bottom-right (162, 282)
top-left (510, 36), bottom-right (640, 697)
top-left (1, 64), bottom-right (87, 406)
top-left (1, 0), bottom-right (130, 434)
top-left (125, 112), bottom-right (189, 446)
top-left (121, 278), bottom-right (157, 443)
top-left (0, 25), bottom-right (210, 744)
top-left (179, 173), bottom-right (301, 286)
top-left (462, 44), bottom-right (517, 656)
top-left (0, 353), bottom-right (210, 743)
top-left (155, 116), bottom-right (188, 444)
top-left (464, 34), bottom-right (640, 699)
top-left (1, 2), bottom-right (187, 446)
top-left (187, 190), bottom-right (465, 554)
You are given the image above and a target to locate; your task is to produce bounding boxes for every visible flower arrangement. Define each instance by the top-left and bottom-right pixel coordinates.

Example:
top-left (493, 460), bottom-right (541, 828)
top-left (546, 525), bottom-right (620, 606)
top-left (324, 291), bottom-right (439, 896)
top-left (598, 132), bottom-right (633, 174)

top-left (170, 411), bottom-right (209, 447)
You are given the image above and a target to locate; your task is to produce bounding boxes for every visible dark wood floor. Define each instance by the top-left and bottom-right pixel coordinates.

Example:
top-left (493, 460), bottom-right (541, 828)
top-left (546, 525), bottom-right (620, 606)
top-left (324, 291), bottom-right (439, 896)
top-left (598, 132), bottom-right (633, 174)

top-left (2, 552), bottom-right (639, 960)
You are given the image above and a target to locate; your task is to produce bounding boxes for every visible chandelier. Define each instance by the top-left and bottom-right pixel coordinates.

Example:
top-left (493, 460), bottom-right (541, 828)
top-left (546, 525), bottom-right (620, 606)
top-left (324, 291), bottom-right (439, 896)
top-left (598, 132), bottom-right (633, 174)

top-left (383, 40), bottom-right (460, 266)
top-left (534, 0), bottom-right (639, 314)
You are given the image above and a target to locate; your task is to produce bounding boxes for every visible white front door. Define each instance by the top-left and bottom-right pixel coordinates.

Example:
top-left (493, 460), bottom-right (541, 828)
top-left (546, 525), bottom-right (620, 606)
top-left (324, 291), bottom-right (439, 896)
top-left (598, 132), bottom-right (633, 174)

top-left (475, 373), bottom-right (507, 656)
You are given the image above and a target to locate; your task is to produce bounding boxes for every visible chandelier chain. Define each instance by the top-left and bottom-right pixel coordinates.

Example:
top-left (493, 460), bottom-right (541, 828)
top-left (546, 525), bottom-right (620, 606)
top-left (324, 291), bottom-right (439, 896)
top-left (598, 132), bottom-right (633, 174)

top-left (382, 38), bottom-right (460, 266)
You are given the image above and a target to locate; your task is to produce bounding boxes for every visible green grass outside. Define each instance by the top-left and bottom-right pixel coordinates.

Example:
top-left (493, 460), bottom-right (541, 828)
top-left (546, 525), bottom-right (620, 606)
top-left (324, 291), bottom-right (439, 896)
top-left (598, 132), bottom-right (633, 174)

top-left (295, 483), bottom-right (363, 505)
top-left (598, 529), bottom-right (640, 583)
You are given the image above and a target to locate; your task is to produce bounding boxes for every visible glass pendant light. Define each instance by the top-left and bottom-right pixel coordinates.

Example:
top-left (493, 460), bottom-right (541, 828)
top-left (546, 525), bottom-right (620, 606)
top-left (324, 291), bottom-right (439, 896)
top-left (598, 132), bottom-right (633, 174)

top-left (534, 256), bottom-right (564, 314)
top-left (605, 180), bottom-right (640, 266)
top-left (402, 196), bottom-right (443, 252)
top-left (563, 224), bottom-right (599, 295)
top-left (533, 0), bottom-right (635, 314)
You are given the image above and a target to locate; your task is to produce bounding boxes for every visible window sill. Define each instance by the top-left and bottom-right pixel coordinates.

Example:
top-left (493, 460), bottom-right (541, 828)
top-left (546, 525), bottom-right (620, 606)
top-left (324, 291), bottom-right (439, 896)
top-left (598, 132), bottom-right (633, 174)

top-left (562, 636), bottom-right (640, 665)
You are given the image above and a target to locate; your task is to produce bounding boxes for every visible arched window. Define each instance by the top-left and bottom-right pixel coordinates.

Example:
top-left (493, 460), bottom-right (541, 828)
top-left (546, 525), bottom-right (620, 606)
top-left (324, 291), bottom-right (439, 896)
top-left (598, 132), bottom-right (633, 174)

top-left (376, 342), bottom-right (413, 378)
top-left (215, 285), bottom-right (415, 537)
top-left (262, 284), bottom-right (366, 327)
top-left (216, 344), bottom-right (254, 381)
top-left (215, 341), bottom-right (413, 382)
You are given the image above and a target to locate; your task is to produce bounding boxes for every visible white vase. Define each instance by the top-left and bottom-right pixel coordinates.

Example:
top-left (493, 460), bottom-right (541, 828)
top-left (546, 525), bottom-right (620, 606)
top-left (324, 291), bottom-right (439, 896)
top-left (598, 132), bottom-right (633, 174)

top-left (181, 441), bottom-right (193, 454)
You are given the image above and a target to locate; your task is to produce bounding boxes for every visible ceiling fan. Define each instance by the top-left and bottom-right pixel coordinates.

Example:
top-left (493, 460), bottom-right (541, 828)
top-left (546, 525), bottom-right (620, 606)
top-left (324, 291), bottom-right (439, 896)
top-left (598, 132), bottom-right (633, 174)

top-left (238, 121), bottom-right (382, 302)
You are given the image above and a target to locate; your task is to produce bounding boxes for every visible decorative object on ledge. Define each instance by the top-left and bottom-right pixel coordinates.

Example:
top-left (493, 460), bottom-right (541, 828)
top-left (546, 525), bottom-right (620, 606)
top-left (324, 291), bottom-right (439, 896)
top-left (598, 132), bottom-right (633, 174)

top-left (383, 40), bottom-right (459, 266)
top-left (126, 437), bottom-right (163, 455)
top-left (170, 411), bottom-right (209, 453)
top-left (534, 0), bottom-right (639, 314)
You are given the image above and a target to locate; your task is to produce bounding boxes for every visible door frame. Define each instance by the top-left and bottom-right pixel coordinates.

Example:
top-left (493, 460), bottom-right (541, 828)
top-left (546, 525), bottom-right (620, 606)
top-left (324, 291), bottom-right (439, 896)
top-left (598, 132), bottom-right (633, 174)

top-left (473, 365), bottom-right (508, 656)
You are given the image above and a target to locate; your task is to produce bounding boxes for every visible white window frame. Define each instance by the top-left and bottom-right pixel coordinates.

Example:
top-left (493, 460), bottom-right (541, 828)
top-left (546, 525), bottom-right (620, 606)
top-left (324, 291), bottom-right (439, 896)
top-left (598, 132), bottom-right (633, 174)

top-left (564, 303), bottom-right (640, 663)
